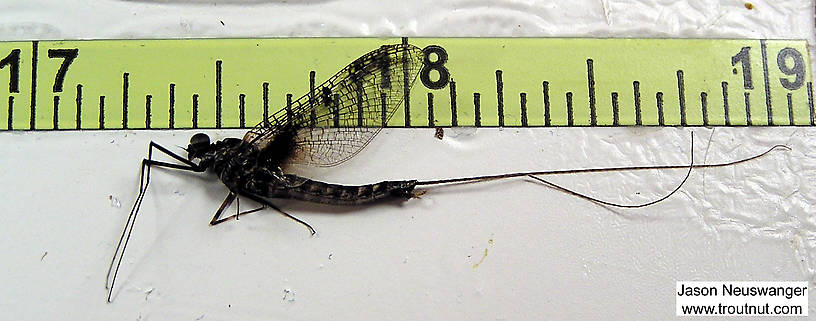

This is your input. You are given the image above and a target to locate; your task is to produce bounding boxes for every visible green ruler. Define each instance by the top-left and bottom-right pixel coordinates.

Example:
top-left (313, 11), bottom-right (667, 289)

top-left (0, 37), bottom-right (812, 130)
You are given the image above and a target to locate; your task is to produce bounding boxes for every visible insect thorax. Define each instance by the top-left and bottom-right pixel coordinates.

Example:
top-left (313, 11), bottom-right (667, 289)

top-left (190, 138), bottom-right (246, 172)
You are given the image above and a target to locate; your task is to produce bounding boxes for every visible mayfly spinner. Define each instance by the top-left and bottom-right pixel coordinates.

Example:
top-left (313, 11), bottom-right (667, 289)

top-left (105, 42), bottom-right (788, 302)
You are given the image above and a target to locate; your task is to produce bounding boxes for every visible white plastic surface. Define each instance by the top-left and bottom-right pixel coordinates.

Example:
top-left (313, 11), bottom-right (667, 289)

top-left (0, 1), bottom-right (814, 320)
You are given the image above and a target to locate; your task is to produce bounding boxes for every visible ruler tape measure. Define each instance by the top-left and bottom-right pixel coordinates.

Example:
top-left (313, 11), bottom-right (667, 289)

top-left (0, 37), bottom-right (812, 131)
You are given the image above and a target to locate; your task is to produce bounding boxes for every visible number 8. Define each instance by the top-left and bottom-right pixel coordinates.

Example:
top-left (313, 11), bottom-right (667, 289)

top-left (420, 45), bottom-right (450, 90)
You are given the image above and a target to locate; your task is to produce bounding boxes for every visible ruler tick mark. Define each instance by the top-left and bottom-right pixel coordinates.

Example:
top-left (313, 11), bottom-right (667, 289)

top-left (99, 96), bottom-right (105, 129)
top-left (633, 81), bottom-right (642, 126)
top-left (7, 96), bottom-right (13, 130)
top-left (611, 92), bottom-right (619, 126)
top-left (215, 60), bottom-right (222, 128)
top-left (656, 92), bottom-right (664, 126)
top-left (427, 92), bottom-right (434, 127)
top-left (542, 81), bottom-right (550, 126)
top-left (744, 92), bottom-right (752, 125)
top-left (76, 84), bottom-right (82, 129)
top-left (239, 93), bottom-right (246, 128)
top-left (122, 73), bottom-right (129, 129)
top-left (309, 71), bottom-right (317, 127)
top-left (145, 95), bottom-right (152, 129)
top-left (721, 82), bottom-right (731, 125)
top-left (29, 41), bottom-right (38, 130)
top-left (402, 48), bottom-right (411, 127)
top-left (677, 70), bottom-right (686, 126)
top-left (53, 96), bottom-right (59, 129)
top-left (587, 59), bottom-right (596, 126)
top-left (449, 79), bottom-right (458, 126)
top-left (496, 70), bottom-right (504, 127)
top-left (285, 93), bottom-right (293, 126)
top-left (520, 92), bottom-right (528, 127)
top-left (787, 92), bottom-right (794, 125)
top-left (332, 93), bottom-right (340, 127)
top-left (380, 92), bottom-right (387, 126)
top-left (262, 82), bottom-right (269, 123)
top-left (808, 82), bottom-right (814, 125)
top-left (700, 92), bottom-right (708, 126)
top-left (760, 39), bottom-right (773, 125)
top-left (566, 92), bottom-right (573, 126)
top-left (356, 85), bottom-right (364, 127)
top-left (473, 93), bottom-right (481, 126)
top-left (169, 84), bottom-right (175, 129)
top-left (192, 94), bottom-right (199, 129)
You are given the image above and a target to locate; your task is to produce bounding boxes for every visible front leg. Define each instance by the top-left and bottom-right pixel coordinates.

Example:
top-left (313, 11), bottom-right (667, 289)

top-left (106, 141), bottom-right (206, 303)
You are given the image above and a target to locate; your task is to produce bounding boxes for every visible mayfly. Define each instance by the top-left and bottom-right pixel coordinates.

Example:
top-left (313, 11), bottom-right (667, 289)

top-left (105, 42), bottom-right (788, 302)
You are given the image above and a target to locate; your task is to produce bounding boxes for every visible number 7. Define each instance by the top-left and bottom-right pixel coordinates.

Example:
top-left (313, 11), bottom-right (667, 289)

top-left (48, 48), bottom-right (79, 93)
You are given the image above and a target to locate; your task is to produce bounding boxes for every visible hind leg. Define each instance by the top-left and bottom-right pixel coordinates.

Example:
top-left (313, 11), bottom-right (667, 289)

top-left (209, 192), bottom-right (265, 225)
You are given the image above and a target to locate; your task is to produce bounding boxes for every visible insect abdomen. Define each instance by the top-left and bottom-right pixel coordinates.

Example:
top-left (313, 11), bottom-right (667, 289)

top-left (265, 176), bottom-right (418, 205)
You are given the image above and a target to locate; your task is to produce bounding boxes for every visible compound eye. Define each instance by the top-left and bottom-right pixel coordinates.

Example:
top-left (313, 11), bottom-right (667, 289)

top-left (190, 133), bottom-right (210, 146)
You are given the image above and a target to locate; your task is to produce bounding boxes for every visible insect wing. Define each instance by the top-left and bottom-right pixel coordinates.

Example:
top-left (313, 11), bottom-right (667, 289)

top-left (244, 43), bottom-right (424, 167)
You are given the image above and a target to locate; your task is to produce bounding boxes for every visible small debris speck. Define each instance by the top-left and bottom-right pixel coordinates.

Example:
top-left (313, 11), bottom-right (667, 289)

top-left (219, 20), bottom-right (225, 26)
top-left (282, 288), bottom-right (296, 302)
top-left (744, 2), bottom-right (754, 9)
top-left (434, 127), bottom-right (444, 139)
top-left (40, 251), bottom-right (47, 261)
top-left (109, 195), bottom-right (121, 208)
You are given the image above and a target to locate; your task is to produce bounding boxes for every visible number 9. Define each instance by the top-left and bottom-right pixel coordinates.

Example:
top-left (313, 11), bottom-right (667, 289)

top-left (777, 47), bottom-right (805, 91)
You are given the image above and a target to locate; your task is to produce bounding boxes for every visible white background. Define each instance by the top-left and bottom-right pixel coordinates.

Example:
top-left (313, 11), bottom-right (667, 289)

top-left (1, 0), bottom-right (815, 320)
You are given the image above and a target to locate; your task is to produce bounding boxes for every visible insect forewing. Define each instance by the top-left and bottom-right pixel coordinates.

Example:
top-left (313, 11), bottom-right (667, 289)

top-left (243, 43), bottom-right (424, 167)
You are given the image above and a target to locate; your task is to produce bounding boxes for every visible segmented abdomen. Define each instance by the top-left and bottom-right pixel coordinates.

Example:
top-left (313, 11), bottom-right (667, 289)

top-left (259, 175), bottom-right (417, 206)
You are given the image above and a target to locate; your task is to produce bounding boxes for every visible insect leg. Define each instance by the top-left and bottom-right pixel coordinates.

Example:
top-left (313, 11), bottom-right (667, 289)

top-left (209, 192), bottom-right (266, 225)
top-left (234, 196), bottom-right (266, 221)
top-left (240, 193), bottom-right (316, 235)
top-left (210, 192), bottom-right (237, 225)
top-left (106, 141), bottom-right (204, 303)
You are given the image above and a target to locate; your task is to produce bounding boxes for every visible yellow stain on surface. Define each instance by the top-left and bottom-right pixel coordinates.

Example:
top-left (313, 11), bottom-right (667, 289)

top-left (472, 249), bottom-right (489, 269)
top-left (472, 238), bottom-right (494, 269)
